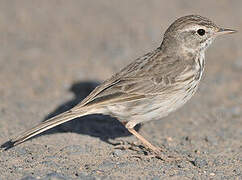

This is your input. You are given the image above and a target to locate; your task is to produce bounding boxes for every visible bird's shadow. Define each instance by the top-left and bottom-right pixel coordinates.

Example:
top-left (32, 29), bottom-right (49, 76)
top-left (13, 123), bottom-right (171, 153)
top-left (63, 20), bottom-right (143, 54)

top-left (42, 81), bottom-right (140, 145)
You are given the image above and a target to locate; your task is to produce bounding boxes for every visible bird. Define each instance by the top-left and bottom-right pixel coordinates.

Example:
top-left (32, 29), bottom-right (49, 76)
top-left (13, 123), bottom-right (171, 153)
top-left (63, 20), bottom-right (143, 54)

top-left (0, 15), bottom-right (236, 155)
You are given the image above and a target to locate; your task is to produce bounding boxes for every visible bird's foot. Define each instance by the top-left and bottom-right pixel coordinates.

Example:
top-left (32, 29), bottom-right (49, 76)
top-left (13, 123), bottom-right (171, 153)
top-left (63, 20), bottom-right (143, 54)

top-left (113, 140), bottom-right (134, 150)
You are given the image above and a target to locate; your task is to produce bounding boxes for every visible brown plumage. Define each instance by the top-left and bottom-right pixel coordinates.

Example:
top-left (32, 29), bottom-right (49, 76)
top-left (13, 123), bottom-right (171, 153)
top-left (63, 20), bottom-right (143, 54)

top-left (0, 15), bottom-right (236, 154)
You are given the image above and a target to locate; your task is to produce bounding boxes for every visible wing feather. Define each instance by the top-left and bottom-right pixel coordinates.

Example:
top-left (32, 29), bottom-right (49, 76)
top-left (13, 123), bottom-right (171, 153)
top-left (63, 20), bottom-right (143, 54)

top-left (77, 49), bottom-right (190, 108)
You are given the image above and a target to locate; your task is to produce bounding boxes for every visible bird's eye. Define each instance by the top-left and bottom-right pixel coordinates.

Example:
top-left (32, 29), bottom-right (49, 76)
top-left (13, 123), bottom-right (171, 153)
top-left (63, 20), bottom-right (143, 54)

top-left (197, 29), bottom-right (205, 36)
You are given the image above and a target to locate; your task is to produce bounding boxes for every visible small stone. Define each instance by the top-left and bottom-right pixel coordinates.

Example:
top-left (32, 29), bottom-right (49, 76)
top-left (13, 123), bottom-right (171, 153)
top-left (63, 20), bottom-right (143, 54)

top-left (204, 136), bottom-right (218, 145)
top-left (42, 173), bottom-right (69, 180)
top-left (151, 176), bottom-right (160, 180)
top-left (40, 160), bottom-right (58, 168)
top-left (213, 156), bottom-right (226, 166)
top-left (77, 173), bottom-right (97, 180)
top-left (15, 147), bottom-right (29, 156)
top-left (193, 157), bottom-right (208, 168)
top-left (61, 145), bottom-right (86, 155)
top-left (21, 176), bottom-right (37, 180)
top-left (112, 149), bottom-right (124, 157)
top-left (98, 161), bottom-right (116, 170)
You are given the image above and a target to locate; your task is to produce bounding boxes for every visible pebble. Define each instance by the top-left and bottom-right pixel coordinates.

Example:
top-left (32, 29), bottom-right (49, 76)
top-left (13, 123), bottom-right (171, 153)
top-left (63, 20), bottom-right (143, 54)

top-left (15, 147), bottom-right (29, 156)
top-left (112, 149), bottom-right (124, 157)
top-left (61, 145), bottom-right (86, 155)
top-left (193, 157), bottom-right (208, 168)
top-left (42, 173), bottom-right (69, 180)
top-left (76, 173), bottom-right (97, 180)
top-left (40, 160), bottom-right (58, 168)
top-left (98, 161), bottom-right (116, 170)
top-left (21, 176), bottom-right (38, 180)
top-left (151, 176), bottom-right (160, 180)
top-left (204, 135), bottom-right (218, 145)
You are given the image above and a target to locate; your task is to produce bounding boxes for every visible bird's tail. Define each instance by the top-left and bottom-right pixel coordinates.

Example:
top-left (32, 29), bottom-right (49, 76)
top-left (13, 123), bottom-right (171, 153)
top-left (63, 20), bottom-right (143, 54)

top-left (0, 108), bottom-right (89, 151)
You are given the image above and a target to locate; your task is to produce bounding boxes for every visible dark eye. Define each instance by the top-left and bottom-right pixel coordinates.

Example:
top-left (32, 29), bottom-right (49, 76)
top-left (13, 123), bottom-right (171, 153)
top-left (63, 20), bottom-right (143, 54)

top-left (197, 29), bottom-right (205, 36)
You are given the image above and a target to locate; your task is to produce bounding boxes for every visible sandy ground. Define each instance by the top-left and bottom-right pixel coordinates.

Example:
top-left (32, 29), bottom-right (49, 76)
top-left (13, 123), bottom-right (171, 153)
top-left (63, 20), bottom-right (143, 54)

top-left (0, 1), bottom-right (241, 179)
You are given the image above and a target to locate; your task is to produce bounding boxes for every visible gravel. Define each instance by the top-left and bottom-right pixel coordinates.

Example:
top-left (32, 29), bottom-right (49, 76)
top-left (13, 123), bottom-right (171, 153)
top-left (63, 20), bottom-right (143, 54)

top-left (0, 1), bottom-right (241, 179)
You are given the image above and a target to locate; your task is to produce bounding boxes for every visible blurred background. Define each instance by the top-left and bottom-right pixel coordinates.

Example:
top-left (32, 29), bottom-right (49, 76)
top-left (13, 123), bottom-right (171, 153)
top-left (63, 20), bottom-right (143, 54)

top-left (0, 1), bottom-right (241, 179)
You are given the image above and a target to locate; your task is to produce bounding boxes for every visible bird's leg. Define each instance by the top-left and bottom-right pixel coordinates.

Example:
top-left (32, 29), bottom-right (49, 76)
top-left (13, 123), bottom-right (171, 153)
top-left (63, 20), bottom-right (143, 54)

top-left (112, 121), bottom-right (134, 150)
top-left (126, 127), bottom-right (161, 154)
top-left (124, 122), bottom-right (185, 161)
top-left (123, 120), bottom-right (162, 154)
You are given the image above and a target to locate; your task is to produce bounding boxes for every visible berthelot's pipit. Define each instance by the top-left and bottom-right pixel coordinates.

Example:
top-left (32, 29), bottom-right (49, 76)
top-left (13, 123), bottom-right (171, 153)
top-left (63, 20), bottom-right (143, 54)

top-left (1, 15), bottom-right (236, 155)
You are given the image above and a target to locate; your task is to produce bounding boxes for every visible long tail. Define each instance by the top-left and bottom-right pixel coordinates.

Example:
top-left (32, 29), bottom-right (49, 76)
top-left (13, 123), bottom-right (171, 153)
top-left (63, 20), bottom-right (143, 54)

top-left (0, 108), bottom-right (89, 151)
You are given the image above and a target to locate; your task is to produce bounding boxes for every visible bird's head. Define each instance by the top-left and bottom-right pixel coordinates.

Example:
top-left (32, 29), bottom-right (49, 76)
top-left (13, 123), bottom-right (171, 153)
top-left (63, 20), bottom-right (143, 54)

top-left (161, 15), bottom-right (236, 54)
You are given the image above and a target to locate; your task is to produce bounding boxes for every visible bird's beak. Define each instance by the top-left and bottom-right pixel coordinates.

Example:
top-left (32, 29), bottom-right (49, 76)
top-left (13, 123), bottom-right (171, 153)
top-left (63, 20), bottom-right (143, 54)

top-left (216, 28), bottom-right (237, 36)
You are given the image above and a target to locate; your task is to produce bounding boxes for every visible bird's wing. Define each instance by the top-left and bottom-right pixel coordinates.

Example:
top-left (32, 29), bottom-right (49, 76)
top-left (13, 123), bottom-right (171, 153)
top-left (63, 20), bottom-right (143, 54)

top-left (77, 50), bottom-right (189, 108)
